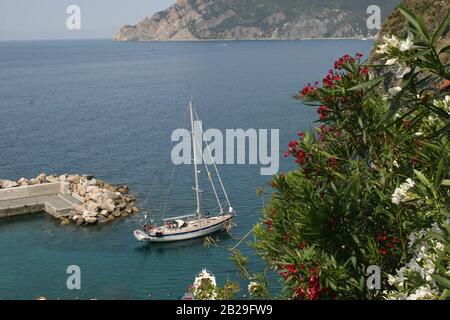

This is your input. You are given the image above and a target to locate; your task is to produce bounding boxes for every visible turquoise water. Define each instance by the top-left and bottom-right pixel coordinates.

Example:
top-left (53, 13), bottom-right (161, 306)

top-left (0, 39), bottom-right (373, 299)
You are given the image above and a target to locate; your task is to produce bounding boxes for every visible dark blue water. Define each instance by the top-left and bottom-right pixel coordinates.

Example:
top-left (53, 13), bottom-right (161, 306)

top-left (0, 39), bottom-right (373, 299)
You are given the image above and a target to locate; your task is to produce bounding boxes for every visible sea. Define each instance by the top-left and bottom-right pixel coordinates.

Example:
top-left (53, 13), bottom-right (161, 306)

top-left (0, 39), bottom-right (374, 299)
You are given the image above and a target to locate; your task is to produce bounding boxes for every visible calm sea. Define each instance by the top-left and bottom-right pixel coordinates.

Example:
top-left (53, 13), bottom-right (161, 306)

top-left (0, 39), bottom-right (373, 299)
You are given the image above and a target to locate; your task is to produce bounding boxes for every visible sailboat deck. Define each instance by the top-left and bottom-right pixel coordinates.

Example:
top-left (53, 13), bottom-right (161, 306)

top-left (152, 215), bottom-right (232, 236)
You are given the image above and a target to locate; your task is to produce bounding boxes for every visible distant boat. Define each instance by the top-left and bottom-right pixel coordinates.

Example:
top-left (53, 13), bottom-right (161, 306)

top-left (180, 269), bottom-right (217, 300)
top-left (134, 100), bottom-right (235, 243)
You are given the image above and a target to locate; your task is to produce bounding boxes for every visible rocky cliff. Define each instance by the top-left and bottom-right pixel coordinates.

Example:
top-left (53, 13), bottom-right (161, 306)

top-left (114, 0), bottom-right (400, 41)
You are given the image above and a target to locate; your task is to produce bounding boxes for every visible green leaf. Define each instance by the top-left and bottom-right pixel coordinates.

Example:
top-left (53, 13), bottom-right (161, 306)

top-left (414, 169), bottom-right (431, 188)
top-left (439, 289), bottom-right (450, 300)
top-left (442, 180), bottom-right (450, 187)
top-left (348, 76), bottom-right (384, 91)
top-left (439, 44), bottom-right (450, 54)
top-left (398, 6), bottom-right (431, 41)
top-left (434, 158), bottom-right (445, 191)
top-left (432, 11), bottom-right (450, 44)
top-left (432, 274), bottom-right (450, 289)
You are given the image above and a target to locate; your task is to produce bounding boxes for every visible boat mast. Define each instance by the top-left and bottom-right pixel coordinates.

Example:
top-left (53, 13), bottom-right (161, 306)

top-left (190, 99), bottom-right (201, 219)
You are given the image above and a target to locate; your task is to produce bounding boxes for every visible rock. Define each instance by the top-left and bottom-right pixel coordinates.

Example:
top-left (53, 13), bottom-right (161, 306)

top-left (60, 218), bottom-right (70, 225)
top-left (99, 198), bottom-right (115, 212)
top-left (86, 186), bottom-right (100, 193)
top-left (87, 191), bottom-right (101, 202)
top-left (107, 215), bottom-right (116, 222)
top-left (118, 186), bottom-right (129, 194)
top-left (78, 186), bottom-right (87, 197)
top-left (59, 175), bottom-right (67, 182)
top-left (28, 178), bottom-right (39, 185)
top-left (76, 217), bottom-right (85, 226)
top-left (116, 200), bottom-right (127, 210)
top-left (126, 203), bottom-right (134, 214)
top-left (86, 201), bottom-right (99, 213)
top-left (68, 175), bottom-right (81, 184)
top-left (46, 175), bottom-right (59, 183)
top-left (132, 207), bottom-right (140, 214)
top-left (18, 177), bottom-right (29, 186)
top-left (102, 191), bottom-right (118, 200)
top-left (100, 210), bottom-right (109, 217)
top-left (85, 178), bottom-right (97, 186)
top-left (98, 215), bottom-right (108, 223)
top-left (104, 184), bottom-right (118, 192)
top-left (84, 174), bottom-right (95, 180)
top-left (112, 209), bottom-right (121, 218)
top-left (1, 180), bottom-right (18, 188)
top-left (37, 173), bottom-right (46, 182)
top-left (84, 216), bottom-right (98, 224)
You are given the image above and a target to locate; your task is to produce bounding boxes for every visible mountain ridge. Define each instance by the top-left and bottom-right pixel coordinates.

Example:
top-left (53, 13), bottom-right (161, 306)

top-left (113, 0), bottom-right (401, 41)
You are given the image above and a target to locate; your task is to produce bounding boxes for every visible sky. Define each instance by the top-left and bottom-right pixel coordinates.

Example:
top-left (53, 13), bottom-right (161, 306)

top-left (0, 0), bottom-right (176, 41)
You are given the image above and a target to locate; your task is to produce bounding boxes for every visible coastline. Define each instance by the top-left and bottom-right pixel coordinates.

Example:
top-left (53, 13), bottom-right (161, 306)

top-left (113, 36), bottom-right (376, 42)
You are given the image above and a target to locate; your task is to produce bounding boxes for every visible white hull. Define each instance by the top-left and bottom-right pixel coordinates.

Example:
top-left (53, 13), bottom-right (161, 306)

top-left (134, 214), bottom-right (233, 243)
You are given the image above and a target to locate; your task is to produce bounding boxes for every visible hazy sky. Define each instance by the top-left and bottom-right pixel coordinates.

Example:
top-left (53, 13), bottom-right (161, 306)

top-left (0, 0), bottom-right (175, 40)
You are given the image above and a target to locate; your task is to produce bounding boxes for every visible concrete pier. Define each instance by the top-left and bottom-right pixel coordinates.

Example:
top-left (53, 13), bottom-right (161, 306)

top-left (0, 183), bottom-right (82, 219)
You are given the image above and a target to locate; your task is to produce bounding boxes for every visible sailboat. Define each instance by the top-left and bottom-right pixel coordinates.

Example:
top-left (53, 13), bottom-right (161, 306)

top-left (133, 100), bottom-right (235, 242)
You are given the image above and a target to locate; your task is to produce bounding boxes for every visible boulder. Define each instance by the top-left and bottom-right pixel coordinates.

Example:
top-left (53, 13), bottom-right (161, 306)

top-left (68, 175), bottom-right (81, 184)
top-left (46, 175), bottom-right (59, 183)
top-left (86, 186), bottom-right (100, 193)
top-left (60, 218), bottom-right (70, 225)
top-left (104, 184), bottom-right (118, 192)
top-left (132, 207), bottom-right (140, 214)
top-left (100, 210), bottom-right (109, 217)
top-left (99, 198), bottom-right (115, 212)
top-left (86, 201), bottom-right (99, 213)
top-left (77, 186), bottom-right (87, 197)
top-left (84, 216), bottom-right (98, 224)
top-left (112, 209), bottom-right (121, 218)
top-left (59, 175), bottom-right (67, 182)
top-left (28, 178), bottom-right (39, 185)
top-left (76, 217), bottom-right (85, 226)
top-left (18, 177), bottom-right (29, 186)
top-left (116, 200), bottom-right (127, 210)
top-left (1, 180), bottom-right (18, 188)
top-left (126, 203), bottom-right (134, 214)
top-left (37, 173), bottom-right (46, 182)
top-left (98, 215), bottom-right (108, 224)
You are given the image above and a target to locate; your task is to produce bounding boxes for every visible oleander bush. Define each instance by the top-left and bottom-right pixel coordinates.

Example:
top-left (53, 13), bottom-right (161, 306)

top-left (232, 6), bottom-right (449, 300)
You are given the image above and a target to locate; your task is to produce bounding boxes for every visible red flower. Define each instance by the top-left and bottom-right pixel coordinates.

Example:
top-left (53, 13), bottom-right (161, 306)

top-left (299, 241), bottom-right (306, 250)
top-left (287, 264), bottom-right (297, 274)
top-left (317, 105), bottom-right (328, 121)
top-left (379, 248), bottom-right (388, 256)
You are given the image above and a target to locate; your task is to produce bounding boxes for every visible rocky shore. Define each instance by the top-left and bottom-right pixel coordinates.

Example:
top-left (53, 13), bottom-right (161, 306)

top-left (0, 173), bottom-right (139, 226)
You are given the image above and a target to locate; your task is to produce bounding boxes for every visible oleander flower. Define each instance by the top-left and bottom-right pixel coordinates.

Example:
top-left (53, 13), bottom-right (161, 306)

top-left (399, 35), bottom-right (414, 52)
top-left (388, 86), bottom-right (402, 97)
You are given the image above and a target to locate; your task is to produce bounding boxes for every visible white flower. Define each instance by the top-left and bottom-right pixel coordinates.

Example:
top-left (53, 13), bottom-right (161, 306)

top-left (414, 132), bottom-right (423, 136)
top-left (391, 178), bottom-right (415, 204)
top-left (393, 160), bottom-right (399, 168)
top-left (394, 64), bottom-right (411, 78)
top-left (399, 36), bottom-right (414, 51)
top-left (383, 35), bottom-right (400, 47)
top-left (407, 286), bottom-right (435, 300)
top-left (248, 282), bottom-right (258, 293)
top-left (405, 178), bottom-right (415, 188)
top-left (385, 58), bottom-right (398, 65)
top-left (388, 86), bottom-right (402, 97)
top-left (376, 43), bottom-right (389, 54)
